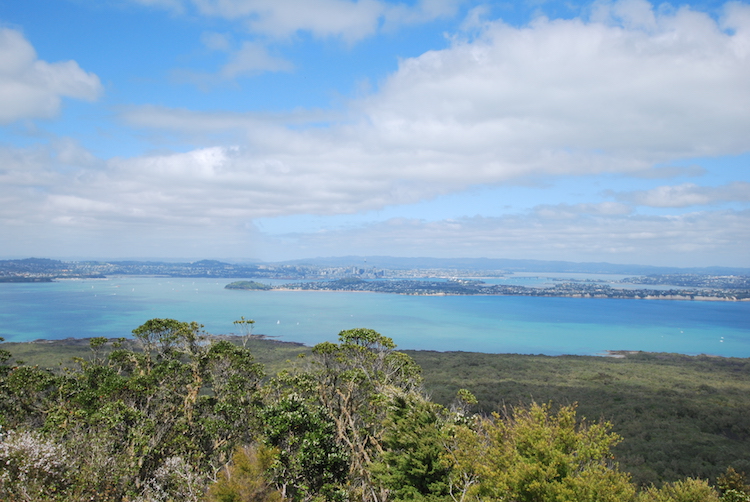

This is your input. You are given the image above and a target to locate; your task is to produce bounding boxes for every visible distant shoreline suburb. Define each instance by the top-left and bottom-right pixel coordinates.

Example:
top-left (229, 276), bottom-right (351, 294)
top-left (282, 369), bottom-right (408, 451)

top-left (226, 279), bottom-right (750, 302)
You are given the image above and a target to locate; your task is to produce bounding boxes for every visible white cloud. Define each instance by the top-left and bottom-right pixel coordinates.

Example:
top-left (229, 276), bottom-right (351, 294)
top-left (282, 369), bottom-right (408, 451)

top-left (173, 37), bottom-right (293, 85)
top-left (382, 0), bottom-right (462, 30)
top-left (615, 182), bottom-right (750, 207)
top-left (53, 138), bottom-right (101, 167)
top-left (629, 165), bottom-right (706, 179)
top-left (221, 0), bottom-right (385, 42)
top-left (2, 139), bottom-right (748, 265)
top-left (262, 210), bottom-right (750, 267)
top-left (114, 1), bottom-right (750, 222)
top-left (133, 0), bottom-right (458, 42)
top-left (4, 1), bottom-right (750, 264)
top-left (361, 1), bottom-right (750, 173)
top-left (0, 28), bottom-right (102, 124)
top-left (131, 0), bottom-right (185, 10)
top-left (122, 105), bottom-right (336, 131)
top-left (533, 202), bottom-right (634, 219)
top-left (221, 41), bottom-right (294, 77)
top-left (200, 31), bottom-right (233, 51)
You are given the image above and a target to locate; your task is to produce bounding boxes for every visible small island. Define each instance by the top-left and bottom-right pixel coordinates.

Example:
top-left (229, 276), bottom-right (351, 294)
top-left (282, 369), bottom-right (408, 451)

top-left (224, 280), bottom-right (272, 290)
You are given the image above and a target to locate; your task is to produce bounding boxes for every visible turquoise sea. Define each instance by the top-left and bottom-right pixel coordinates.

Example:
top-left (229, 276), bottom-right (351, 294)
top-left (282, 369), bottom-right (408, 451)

top-left (1, 276), bottom-right (749, 357)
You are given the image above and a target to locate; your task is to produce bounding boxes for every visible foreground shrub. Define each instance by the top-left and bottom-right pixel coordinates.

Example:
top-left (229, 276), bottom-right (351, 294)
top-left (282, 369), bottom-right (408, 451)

top-left (451, 402), bottom-right (636, 502)
top-left (207, 445), bottom-right (283, 502)
top-left (136, 456), bottom-right (205, 502)
top-left (0, 429), bottom-right (71, 501)
top-left (637, 478), bottom-right (720, 502)
top-left (718, 467), bottom-right (750, 502)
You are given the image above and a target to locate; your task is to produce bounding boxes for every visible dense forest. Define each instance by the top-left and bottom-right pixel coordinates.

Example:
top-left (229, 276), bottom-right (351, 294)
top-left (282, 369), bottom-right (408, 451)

top-left (2, 319), bottom-right (749, 501)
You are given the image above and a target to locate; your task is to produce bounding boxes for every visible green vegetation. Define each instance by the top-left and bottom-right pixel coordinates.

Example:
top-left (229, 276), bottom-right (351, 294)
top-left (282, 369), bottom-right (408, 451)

top-left (225, 281), bottom-right (273, 290)
top-left (2, 325), bottom-right (750, 501)
top-left (0, 276), bottom-right (54, 283)
top-left (1, 335), bottom-right (305, 377)
top-left (231, 277), bottom-right (750, 300)
top-left (407, 350), bottom-right (750, 485)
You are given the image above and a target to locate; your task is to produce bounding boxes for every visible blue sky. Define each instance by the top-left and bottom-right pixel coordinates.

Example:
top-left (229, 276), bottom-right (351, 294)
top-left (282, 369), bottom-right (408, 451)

top-left (1, 0), bottom-right (749, 267)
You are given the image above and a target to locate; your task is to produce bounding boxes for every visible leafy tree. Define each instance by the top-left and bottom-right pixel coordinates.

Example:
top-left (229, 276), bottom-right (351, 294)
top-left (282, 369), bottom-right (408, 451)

top-left (261, 394), bottom-right (349, 501)
top-left (717, 467), bottom-right (750, 502)
top-left (0, 363), bottom-right (56, 430)
top-left (207, 445), bottom-right (283, 502)
top-left (279, 328), bottom-right (423, 502)
top-left (234, 316), bottom-right (257, 348)
top-left (136, 455), bottom-right (205, 502)
top-left (201, 339), bottom-right (267, 463)
top-left (450, 402), bottom-right (636, 502)
top-left (2, 319), bottom-right (266, 500)
top-left (637, 478), bottom-right (720, 502)
top-left (371, 392), bottom-right (452, 501)
top-left (0, 337), bottom-right (11, 376)
top-left (4, 324), bottom-right (743, 502)
top-left (0, 429), bottom-right (72, 501)
top-left (1, 332), bottom-right (59, 431)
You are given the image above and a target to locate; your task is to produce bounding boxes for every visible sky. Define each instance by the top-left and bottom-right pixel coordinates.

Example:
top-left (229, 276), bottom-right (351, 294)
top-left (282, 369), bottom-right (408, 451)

top-left (0, 0), bottom-right (749, 267)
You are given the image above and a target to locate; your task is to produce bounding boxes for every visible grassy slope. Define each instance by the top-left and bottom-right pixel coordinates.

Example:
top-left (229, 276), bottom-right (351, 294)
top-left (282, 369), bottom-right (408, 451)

top-left (4, 339), bottom-right (749, 485)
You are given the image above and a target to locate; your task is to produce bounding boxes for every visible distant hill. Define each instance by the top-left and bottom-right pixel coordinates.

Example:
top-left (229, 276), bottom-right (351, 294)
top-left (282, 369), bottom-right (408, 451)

top-left (277, 255), bottom-right (750, 275)
top-left (2, 256), bottom-right (749, 277)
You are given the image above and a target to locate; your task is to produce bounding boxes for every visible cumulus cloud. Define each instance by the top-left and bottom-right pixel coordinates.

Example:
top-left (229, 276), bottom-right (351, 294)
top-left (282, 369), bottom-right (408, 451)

top-left (4, 1), bottom-right (750, 263)
top-left (0, 28), bottom-right (102, 124)
top-left (0, 145), bottom-right (367, 231)
top-left (363, 0), bottom-right (750, 167)
top-left (124, 0), bottom-right (750, 207)
top-left (2, 138), bottom-right (748, 265)
top-left (614, 182), bottom-right (750, 207)
top-left (4, 138), bottom-right (747, 265)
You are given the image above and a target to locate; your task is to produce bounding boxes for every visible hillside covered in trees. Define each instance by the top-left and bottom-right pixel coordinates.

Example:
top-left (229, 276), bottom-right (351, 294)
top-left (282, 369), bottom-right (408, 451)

top-left (2, 320), bottom-right (749, 501)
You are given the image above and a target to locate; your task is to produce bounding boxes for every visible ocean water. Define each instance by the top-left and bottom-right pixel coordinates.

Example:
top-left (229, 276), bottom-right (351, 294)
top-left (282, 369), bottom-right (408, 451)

top-left (1, 276), bottom-right (748, 357)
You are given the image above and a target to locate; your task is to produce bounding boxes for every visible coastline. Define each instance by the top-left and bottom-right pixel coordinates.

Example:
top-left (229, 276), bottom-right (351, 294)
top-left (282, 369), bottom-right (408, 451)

top-left (255, 286), bottom-right (749, 302)
top-left (4, 336), bottom-right (747, 361)
top-left (4, 277), bottom-right (747, 357)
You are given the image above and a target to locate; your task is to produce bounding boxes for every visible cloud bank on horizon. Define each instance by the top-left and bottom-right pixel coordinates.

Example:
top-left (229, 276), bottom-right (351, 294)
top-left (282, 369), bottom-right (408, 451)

top-left (0, 0), bottom-right (749, 267)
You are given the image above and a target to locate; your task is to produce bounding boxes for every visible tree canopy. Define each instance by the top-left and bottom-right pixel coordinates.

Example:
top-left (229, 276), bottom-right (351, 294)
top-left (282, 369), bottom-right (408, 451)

top-left (0, 320), bottom-right (740, 502)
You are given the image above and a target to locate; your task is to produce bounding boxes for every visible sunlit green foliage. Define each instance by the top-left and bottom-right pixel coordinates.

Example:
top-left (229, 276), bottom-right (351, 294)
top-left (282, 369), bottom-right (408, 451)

top-left (637, 478), bottom-right (720, 502)
top-left (717, 467), bottom-right (750, 502)
top-left (1, 319), bottom-right (265, 500)
top-left (2, 324), bottom-right (748, 501)
top-left (277, 328), bottom-right (424, 502)
top-left (207, 445), bottom-right (283, 502)
top-left (451, 402), bottom-right (636, 502)
top-left (408, 350), bottom-right (750, 484)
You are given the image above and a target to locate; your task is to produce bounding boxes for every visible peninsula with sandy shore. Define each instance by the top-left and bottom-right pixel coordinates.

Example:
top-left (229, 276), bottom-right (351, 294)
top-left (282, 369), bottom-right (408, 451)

top-left (226, 277), bottom-right (750, 301)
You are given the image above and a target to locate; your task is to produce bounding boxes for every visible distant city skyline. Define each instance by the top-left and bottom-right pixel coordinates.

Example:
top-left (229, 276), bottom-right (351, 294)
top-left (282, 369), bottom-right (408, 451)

top-left (1, 0), bottom-right (749, 267)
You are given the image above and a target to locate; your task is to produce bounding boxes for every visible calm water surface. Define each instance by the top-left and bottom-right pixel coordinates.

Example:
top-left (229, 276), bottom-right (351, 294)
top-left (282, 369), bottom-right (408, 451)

top-left (1, 276), bottom-right (748, 357)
